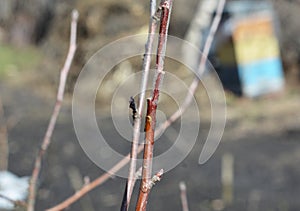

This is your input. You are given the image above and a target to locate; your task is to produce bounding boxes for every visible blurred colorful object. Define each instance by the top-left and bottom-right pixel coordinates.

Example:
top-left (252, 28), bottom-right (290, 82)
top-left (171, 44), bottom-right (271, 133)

top-left (233, 12), bottom-right (284, 97)
top-left (213, 1), bottom-right (284, 97)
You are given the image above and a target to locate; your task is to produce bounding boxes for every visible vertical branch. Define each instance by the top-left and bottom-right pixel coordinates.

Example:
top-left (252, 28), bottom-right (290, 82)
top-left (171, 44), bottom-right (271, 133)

top-left (0, 97), bottom-right (8, 171)
top-left (198, 0), bottom-right (225, 77)
top-left (136, 1), bottom-right (173, 210)
top-left (156, 0), bottom-right (226, 134)
top-left (27, 10), bottom-right (79, 211)
top-left (45, 0), bottom-right (225, 210)
top-left (221, 153), bottom-right (234, 205)
top-left (179, 182), bottom-right (189, 211)
top-left (120, 184), bottom-right (128, 211)
top-left (135, 99), bottom-right (157, 211)
top-left (126, 0), bottom-right (159, 208)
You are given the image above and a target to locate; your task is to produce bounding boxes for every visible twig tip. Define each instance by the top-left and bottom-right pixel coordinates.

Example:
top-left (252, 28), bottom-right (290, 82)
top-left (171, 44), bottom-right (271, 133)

top-left (72, 9), bottom-right (79, 21)
top-left (179, 181), bottom-right (186, 191)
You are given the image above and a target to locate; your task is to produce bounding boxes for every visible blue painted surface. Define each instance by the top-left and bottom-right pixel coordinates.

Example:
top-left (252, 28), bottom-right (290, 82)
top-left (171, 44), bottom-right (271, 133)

top-left (238, 57), bottom-right (284, 97)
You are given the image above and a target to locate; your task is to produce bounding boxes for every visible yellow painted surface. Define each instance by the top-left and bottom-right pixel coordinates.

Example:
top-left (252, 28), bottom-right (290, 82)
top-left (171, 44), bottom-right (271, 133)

top-left (232, 15), bottom-right (280, 64)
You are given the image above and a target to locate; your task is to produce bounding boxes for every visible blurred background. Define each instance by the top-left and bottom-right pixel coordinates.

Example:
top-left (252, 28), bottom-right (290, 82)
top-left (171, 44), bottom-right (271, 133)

top-left (0, 0), bottom-right (299, 210)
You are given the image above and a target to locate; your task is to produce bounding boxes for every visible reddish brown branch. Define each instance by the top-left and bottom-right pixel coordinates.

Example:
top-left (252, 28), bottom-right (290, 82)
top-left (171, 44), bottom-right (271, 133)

top-left (27, 10), bottom-right (79, 211)
top-left (46, 0), bottom-right (225, 210)
top-left (155, 0), bottom-right (171, 73)
top-left (136, 168), bottom-right (163, 211)
top-left (136, 1), bottom-right (172, 210)
top-left (135, 99), bottom-right (157, 211)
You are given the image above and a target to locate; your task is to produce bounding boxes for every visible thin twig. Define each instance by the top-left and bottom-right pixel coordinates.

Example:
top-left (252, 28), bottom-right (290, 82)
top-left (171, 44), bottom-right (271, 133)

top-left (121, 168), bottom-right (142, 211)
top-left (0, 193), bottom-right (27, 209)
top-left (136, 1), bottom-right (172, 210)
top-left (27, 10), bottom-right (79, 211)
top-left (67, 166), bottom-right (95, 211)
top-left (179, 182), bottom-right (189, 211)
top-left (146, 169), bottom-right (163, 190)
top-left (124, 167), bottom-right (163, 211)
top-left (47, 156), bottom-right (130, 211)
top-left (120, 183), bottom-right (128, 211)
top-left (46, 0), bottom-right (225, 210)
top-left (126, 0), bottom-right (160, 208)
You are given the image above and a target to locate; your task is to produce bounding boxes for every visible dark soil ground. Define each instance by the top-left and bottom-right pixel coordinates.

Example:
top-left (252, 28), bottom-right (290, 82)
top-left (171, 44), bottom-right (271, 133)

top-left (0, 0), bottom-right (300, 210)
top-left (0, 75), bottom-right (300, 211)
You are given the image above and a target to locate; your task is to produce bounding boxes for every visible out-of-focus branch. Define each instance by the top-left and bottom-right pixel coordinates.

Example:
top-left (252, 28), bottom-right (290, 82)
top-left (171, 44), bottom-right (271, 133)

top-left (0, 97), bottom-right (8, 171)
top-left (27, 9), bottom-right (79, 211)
top-left (0, 193), bottom-right (27, 209)
top-left (179, 182), bottom-right (189, 211)
top-left (47, 156), bottom-right (131, 211)
top-left (126, 0), bottom-right (159, 208)
top-left (155, 0), bottom-right (226, 135)
top-left (121, 168), bottom-right (142, 211)
top-left (136, 1), bottom-right (172, 210)
top-left (46, 0), bottom-right (226, 209)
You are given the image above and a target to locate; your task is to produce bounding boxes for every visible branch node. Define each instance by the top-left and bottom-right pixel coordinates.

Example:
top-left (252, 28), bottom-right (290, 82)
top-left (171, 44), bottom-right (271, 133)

top-left (83, 176), bottom-right (90, 186)
top-left (153, 5), bottom-right (163, 21)
top-left (146, 169), bottom-right (163, 190)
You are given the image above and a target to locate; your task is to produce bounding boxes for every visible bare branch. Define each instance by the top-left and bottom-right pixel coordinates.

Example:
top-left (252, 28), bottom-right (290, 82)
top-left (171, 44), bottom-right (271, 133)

top-left (46, 0), bottom-right (226, 209)
top-left (136, 1), bottom-right (172, 210)
top-left (128, 167), bottom-right (163, 211)
top-left (126, 0), bottom-right (160, 207)
top-left (121, 167), bottom-right (142, 211)
top-left (47, 155), bottom-right (130, 211)
top-left (27, 9), bottom-right (79, 211)
top-left (179, 182), bottom-right (189, 211)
